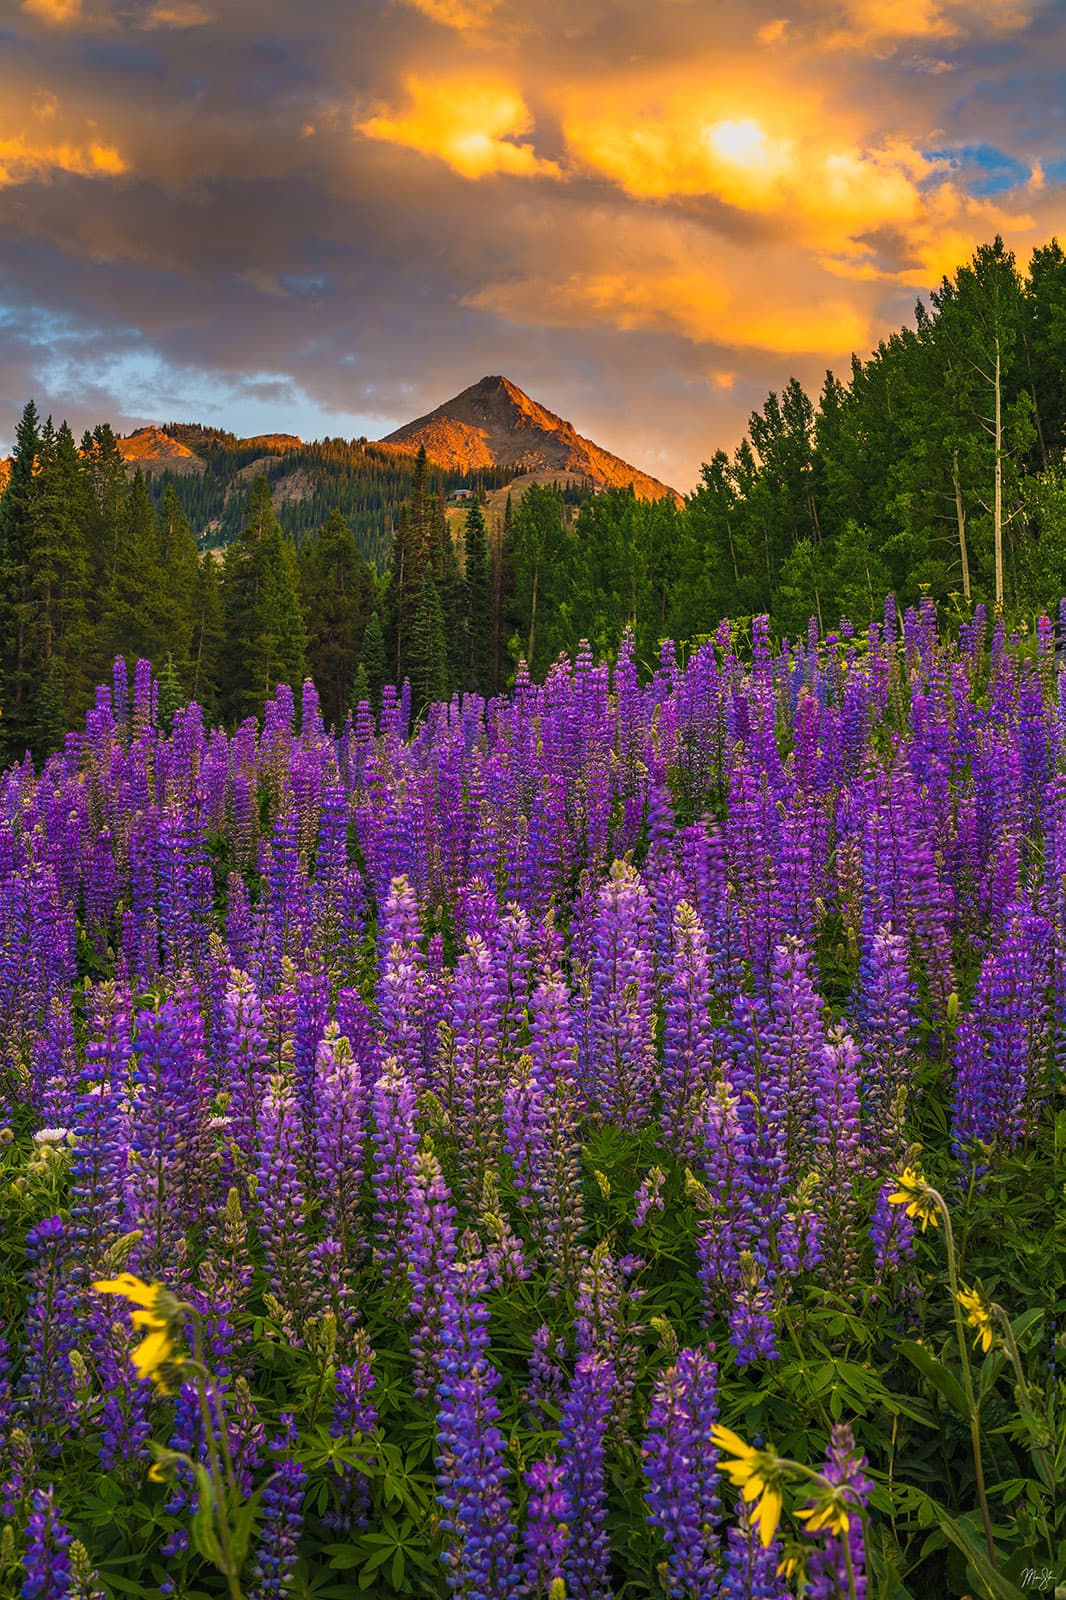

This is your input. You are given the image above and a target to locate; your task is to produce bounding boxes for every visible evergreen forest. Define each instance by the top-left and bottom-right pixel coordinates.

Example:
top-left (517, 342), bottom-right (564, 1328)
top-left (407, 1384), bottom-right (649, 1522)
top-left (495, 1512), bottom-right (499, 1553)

top-left (2, 232), bottom-right (1066, 764)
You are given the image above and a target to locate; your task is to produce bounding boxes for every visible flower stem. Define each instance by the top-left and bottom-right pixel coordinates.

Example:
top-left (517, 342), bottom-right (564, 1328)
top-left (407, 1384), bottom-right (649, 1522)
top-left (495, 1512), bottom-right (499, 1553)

top-left (934, 1188), bottom-right (996, 1567)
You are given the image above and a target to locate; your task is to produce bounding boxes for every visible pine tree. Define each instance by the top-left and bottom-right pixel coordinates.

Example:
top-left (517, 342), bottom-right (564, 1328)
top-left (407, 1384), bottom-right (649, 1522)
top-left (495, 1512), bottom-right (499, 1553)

top-left (301, 508), bottom-right (373, 728)
top-left (220, 477), bottom-right (307, 721)
top-left (385, 444), bottom-right (432, 681)
top-left (463, 496), bottom-right (493, 692)
top-left (0, 401), bottom-right (42, 759)
top-left (357, 608), bottom-right (386, 714)
top-left (28, 420), bottom-right (92, 733)
top-left (190, 553), bottom-right (224, 714)
top-left (408, 568), bottom-right (449, 711)
top-left (157, 653), bottom-right (184, 732)
top-left (95, 471), bottom-right (166, 675)
top-left (157, 482), bottom-right (201, 680)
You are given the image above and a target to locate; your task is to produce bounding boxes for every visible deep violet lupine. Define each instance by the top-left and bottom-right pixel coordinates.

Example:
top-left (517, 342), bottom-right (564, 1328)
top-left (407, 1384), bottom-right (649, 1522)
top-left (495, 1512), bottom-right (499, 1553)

top-left (559, 1353), bottom-right (615, 1600)
top-left (642, 1347), bottom-right (721, 1599)
top-left (68, 981), bottom-right (130, 1278)
top-left (585, 859), bottom-right (657, 1130)
top-left (448, 932), bottom-right (506, 1202)
top-left (761, 938), bottom-right (825, 1180)
top-left (502, 1057), bottom-right (586, 1288)
top-left (523, 1455), bottom-right (569, 1598)
top-left (247, 1459), bottom-right (307, 1600)
top-left (22, 1486), bottom-right (72, 1599)
top-left (661, 901), bottom-right (714, 1164)
top-left (719, 1510), bottom-right (789, 1600)
top-left (19, 1216), bottom-right (77, 1444)
top-left (124, 996), bottom-right (206, 1282)
top-left (406, 1147), bottom-right (460, 1400)
top-left (255, 1075), bottom-right (312, 1340)
top-left (221, 969), bottom-right (271, 1182)
top-left (434, 1259), bottom-right (520, 1599)
top-left (811, 1027), bottom-right (862, 1291)
top-left (326, 1332), bottom-right (378, 1536)
top-left (803, 1424), bottom-right (871, 1600)
top-left (370, 1056), bottom-right (419, 1289)
top-left (853, 923), bottom-right (917, 1166)
top-left (312, 1023), bottom-right (367, 1264)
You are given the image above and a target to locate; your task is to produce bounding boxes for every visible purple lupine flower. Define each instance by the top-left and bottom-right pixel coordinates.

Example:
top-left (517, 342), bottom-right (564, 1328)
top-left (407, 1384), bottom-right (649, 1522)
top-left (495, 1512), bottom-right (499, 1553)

top-left (406, 1147), bottom-right (459, 1400)
top-left (811, 1027), bottom-right (862, 1291)
top-left (68, 981), bottom-right (130, 1279)
top-left (719, 1506), bottom-right (789, 1600)
top-left (124, 996), bottom-right (207, 1283)
top-left (255, 1075), bottom-right (311, 1341)
top-left (312, 1023), bottom-right (367, 1264)
top-left (853, 923), bottom-right (917, 1167)
top-left (574, 1242), bottom-right (643, 1427)
top-left (448, 932), bottom-right (506, 1204)
top-left (19, 1216), bottom-right (77, 1445)
top-left (642, 1347), bottom-right (721, 1598)
top-left (326, 1331), bottom-right (378, 1535)
top-left (762, 938), bottom-right (824, 1181)
top-left (434, 1259), bottom-right (520, 1598)
top-left (661, 901), bottom-right (714, 1164)
top-left (222, 969), bottom-right (271, 1183)
top-left (803, 1424), bottom-right (871, 1600)
top-left (22, 1485), bottom-right (72, 1600)
top-left (585, 859), bottom-right (657, 1129)
top-left (247, 1459), bottom-right (306, 1600)
top-left (523, 1455), bottom-right (569, 1598)
top-left (559, 1353), bottom-right (615, 1600)
top-left (525, 1324), bottom-right (567, 1426)
top-left (370, 1056), bottom-right (419, 1291)
top-left (634, 1166), bottom-right (666, 1229)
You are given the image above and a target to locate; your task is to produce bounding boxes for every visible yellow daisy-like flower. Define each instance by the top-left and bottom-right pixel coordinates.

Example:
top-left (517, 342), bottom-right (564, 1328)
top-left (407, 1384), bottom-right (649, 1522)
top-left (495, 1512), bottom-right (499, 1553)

top-left (711, 1424), bottom-right (784, 1548)
top-left (92, 1272), bottom-right (161, 1309)
top-left (796, 1497), bottom-right (851, 1537)
top-left (957, 1285), bottom-right (996, 1354)
top-left (93, 1274), bottom-right (177, 1392)
top-left (887, 1166), bottom-right (940, 1232)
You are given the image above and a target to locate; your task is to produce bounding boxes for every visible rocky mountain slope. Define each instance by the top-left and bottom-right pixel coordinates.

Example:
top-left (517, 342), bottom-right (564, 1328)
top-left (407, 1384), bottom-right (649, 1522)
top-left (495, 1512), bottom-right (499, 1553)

top-left (381, 375), bottom-right (681, 504)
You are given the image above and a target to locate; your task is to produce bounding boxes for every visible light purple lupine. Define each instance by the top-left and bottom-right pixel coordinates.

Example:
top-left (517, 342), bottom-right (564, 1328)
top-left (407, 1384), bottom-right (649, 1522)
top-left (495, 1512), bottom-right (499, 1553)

top-left (585, 859), bottom-right (657, 1130)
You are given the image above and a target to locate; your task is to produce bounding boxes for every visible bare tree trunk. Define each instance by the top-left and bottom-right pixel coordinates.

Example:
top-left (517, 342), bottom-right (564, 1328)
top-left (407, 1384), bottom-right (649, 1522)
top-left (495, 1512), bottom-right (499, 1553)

top-left (994, 338), bottom-right (1004, 608)
top-left (952, 449), bottom-right (971, 603)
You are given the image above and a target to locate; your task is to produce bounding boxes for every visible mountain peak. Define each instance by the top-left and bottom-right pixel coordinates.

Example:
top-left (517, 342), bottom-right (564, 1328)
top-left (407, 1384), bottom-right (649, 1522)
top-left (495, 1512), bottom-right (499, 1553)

top-left (379, 377), bottom-right (680, 502)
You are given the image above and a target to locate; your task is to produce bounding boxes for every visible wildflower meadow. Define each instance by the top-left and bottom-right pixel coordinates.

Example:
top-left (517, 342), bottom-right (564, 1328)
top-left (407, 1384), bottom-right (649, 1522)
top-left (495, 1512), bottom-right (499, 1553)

top-left (0, 598), bottom-right (1062, 1600)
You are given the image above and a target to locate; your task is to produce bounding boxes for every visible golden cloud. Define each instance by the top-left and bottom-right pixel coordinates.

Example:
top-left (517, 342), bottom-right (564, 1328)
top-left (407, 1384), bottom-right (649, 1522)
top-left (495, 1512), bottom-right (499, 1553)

top-left (358, 76), bottom-right (561, 179)
top-left (20, 0), bottom-right (82, 22)
top-left (0, 131), bottom-right (128, 186)
top-left (137, 3), bottom-right (214, 26)
top-left (824, 0), bottom-right (1032, 49)
top-left (467, 213), bottom-right (873, 356)
top-left (394, 0), bottom-right (501, 28)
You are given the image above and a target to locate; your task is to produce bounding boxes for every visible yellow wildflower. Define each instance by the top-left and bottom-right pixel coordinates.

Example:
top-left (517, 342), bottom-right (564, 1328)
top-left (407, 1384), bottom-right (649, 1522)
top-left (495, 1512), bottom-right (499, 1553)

top-left (957, 1285), bottom-right (996, 1354)
top-left (711, 1424), bottom-right (784, 1548)
top-left (796, 1496), bottom-right (851, 1537)
top-left (92, 1272), bottom-right (160, 1309)
top-left (93, 1274), bottom-right (177, 1392)
top-left (887, 1166), bottom-right (940, 1232)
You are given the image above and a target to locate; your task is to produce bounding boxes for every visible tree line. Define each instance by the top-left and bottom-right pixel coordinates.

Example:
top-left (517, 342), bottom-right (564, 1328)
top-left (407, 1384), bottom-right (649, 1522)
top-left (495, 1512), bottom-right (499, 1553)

top-left (2, 232), bottom-right (1066, 758)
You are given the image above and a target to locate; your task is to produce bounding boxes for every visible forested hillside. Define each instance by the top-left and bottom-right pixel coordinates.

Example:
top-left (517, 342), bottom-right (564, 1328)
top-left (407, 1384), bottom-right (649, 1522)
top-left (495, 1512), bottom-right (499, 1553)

top-left (1, 233), bottom-right (1065, 761)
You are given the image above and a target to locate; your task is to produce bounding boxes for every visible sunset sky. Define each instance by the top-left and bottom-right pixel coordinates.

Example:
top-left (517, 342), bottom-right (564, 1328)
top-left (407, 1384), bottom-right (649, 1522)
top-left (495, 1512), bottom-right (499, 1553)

top-left (1, 0), bottom-right (1064, 489)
